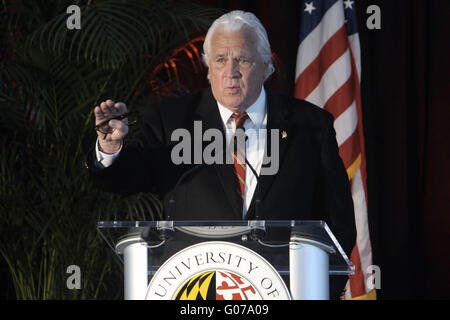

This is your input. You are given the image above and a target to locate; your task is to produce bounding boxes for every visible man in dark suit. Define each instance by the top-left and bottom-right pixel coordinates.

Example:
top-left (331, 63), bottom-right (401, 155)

top-left (88, 10), bottom-right (356, 299)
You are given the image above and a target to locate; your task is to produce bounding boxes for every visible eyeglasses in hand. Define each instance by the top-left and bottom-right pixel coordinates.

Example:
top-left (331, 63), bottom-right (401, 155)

top-left (94, 111), bottom-right (139, 139)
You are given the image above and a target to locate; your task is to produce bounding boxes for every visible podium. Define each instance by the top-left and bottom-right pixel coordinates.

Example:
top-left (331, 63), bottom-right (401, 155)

top-left (97, 220), bottom-right (354, 300)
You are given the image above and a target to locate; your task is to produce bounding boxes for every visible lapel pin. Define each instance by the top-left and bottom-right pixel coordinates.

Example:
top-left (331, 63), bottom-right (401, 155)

top-left (281, 130), bottom-right (288, 139)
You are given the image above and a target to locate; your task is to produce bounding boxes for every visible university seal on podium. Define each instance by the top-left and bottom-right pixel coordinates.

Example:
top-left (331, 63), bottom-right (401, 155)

top-left (145, 241), bottom-right (291, 300)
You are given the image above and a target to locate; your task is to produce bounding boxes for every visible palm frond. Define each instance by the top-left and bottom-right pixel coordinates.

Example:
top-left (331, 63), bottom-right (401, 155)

top-left (24, 0), bottom-right (221, 70)
top-left (0, 0), bottom-right (222, 299)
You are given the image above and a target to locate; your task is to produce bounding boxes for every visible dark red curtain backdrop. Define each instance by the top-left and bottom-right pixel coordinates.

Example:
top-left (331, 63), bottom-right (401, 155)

top-left (192, 0), bottom-right (450, 299)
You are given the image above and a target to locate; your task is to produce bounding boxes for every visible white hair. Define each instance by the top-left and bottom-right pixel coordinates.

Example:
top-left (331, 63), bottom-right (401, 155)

top-left (202, 10), bottom-right (275, 81)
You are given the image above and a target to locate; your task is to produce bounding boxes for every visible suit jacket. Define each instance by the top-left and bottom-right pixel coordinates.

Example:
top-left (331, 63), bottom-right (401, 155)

top-left (88, 87), bottom-right (356, 297)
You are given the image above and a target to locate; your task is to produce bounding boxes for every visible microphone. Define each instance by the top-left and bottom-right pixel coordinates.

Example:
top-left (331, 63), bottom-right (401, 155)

top-left (166, 147), bottom-right (258, 221)
top-left (164, 132), bottom-right (263, 239)
top-left (242, 136), bottom-right (265, 241)
top-left (166, 133), bottom-right (254, 221)
top-left (160, 163), bottom-right (204, 240)
top-left (167, 163), bottom-right (204, 221)
top-left (244, 135), bottom-right (261, 220)
top-left (243, 135), bottom-right (262, 221)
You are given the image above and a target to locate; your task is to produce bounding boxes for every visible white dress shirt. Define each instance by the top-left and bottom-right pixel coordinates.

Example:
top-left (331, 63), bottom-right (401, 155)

top-left (217, 87), bottom-right (267, 217)
top-left (96, 87), bottom-right (268, 218)
top-left (95, 138), bottom-right (122, 168)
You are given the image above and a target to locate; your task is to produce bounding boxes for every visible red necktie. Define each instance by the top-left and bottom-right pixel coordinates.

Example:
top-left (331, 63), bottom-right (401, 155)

top-left (231, 113), bottom-right (249, 210)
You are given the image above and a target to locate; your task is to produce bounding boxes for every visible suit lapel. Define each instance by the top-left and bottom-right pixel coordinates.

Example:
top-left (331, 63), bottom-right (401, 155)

top-left (246, 89), bottom-right (293, 220)
top-left (193, 88), bottom-right (294, 220)
top-left (194, 89), bottom-right (242, 219)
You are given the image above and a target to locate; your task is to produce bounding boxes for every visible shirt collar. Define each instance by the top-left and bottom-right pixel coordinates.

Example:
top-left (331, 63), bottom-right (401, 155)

top-left (217, 87), bottom-right (267, 128)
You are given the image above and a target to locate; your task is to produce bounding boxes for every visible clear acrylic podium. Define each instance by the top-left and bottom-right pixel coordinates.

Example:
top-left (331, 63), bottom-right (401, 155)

top-left (97, 220), bottom-right (354, 300)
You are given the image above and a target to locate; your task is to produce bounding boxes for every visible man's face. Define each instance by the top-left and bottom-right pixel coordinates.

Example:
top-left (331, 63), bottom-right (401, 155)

top-left (208, 28), bottom-right (267, 113)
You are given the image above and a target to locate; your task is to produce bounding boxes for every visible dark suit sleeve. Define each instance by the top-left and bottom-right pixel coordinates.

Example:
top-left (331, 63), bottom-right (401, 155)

top-left (319, 111), bottom-right (356, 257)
top-left (87, 101), bottom-right (168, 196)
top-left (317, 111), bottom-right (357, 299)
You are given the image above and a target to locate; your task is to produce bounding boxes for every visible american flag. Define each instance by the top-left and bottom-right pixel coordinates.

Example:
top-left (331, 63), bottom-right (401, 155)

top-left (295, 0), bottom-right (375, 299)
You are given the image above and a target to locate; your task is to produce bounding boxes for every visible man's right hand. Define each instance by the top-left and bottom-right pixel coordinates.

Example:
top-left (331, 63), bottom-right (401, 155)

top-left (94, 99), bottom-right (129, 153)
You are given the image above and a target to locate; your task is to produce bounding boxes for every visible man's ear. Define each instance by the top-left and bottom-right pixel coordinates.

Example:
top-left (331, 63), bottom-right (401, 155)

top-left (263, 61), bottom-right (270, 81)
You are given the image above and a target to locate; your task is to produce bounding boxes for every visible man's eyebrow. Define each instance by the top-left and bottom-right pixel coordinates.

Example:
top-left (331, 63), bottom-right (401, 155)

top-left (213, 53), bottom-right (252, 59)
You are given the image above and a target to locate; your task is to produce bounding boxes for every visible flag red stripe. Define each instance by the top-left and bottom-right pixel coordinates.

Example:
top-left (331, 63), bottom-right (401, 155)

top-left (295, 2), bottom-right (373, 298)
top-left (349, 244), bottom-right (366, 297)
top-left (338, 130), bottom-right (360, 169)
top-left (347, 35), bottom-right (371, 298)
top-left (294, 25), bottom-right (348, 99)
top-left (348, 45), bottom-right (368, 197)
top-left (323, 75), bottom-right (355, 119)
